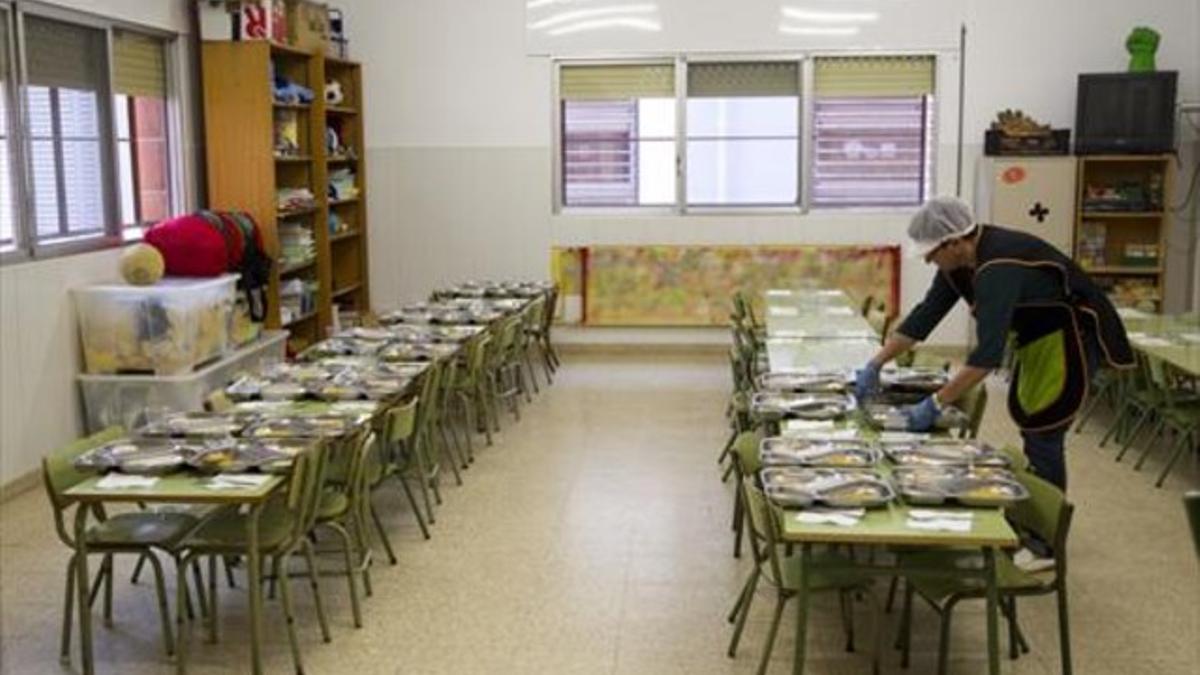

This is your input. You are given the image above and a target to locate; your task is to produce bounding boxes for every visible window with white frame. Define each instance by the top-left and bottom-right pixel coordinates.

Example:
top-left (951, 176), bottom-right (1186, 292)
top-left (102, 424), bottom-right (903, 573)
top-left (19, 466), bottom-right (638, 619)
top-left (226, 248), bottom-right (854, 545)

top-left (687, 61), bottom-right (800, 207)
top-left (553, 55), bottom-right (935, 213)
top-left (0, 4), bottom-right (178, 262)
top-left (559, 63), bottom-right (676, 207)
top-left (810, 56), bottom-right (935, 208)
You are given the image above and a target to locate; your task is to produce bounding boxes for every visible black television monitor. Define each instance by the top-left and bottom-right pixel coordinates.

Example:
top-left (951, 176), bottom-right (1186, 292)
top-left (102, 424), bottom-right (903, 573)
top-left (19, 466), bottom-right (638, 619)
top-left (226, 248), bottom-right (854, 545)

top-left (1075, 71), bottom-right (1177, 155)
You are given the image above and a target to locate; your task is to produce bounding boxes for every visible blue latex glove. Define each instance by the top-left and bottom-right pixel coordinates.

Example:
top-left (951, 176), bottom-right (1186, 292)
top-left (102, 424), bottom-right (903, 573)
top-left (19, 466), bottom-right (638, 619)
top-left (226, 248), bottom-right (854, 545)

top-left (854, 362), bottom-right (881, 401)
top-left (904, 396), bottom-right (941, 432)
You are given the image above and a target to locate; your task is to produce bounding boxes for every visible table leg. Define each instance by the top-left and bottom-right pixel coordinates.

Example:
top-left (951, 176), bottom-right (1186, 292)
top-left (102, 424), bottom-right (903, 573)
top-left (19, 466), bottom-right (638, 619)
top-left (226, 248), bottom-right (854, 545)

top-left (73, 505), bottom-right (94, 675)
top-left (792, 543), bottom-right (811, 675)
top-left (984, 547), bottom-right (1000, 675)
top-left (246, 503), bottom-right (265, 675)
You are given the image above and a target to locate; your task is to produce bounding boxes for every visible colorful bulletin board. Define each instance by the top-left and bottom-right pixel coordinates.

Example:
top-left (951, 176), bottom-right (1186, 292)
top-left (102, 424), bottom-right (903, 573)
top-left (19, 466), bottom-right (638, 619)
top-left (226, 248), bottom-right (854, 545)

top-left (550, 245), bottom-right (900, 327)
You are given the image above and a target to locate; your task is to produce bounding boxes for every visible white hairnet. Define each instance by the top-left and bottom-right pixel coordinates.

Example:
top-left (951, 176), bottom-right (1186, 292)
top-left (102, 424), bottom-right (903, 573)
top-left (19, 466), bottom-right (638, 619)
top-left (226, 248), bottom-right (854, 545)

top-left (907, 197), bottom-right (977, 256)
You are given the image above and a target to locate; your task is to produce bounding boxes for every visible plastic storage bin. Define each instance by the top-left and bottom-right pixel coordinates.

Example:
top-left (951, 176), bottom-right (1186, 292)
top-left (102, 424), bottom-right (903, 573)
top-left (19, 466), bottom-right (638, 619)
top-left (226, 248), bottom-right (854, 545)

top-left (77, 330), bottom-right (288, 432)
top-left (74, 275), bottom-right (238, 375)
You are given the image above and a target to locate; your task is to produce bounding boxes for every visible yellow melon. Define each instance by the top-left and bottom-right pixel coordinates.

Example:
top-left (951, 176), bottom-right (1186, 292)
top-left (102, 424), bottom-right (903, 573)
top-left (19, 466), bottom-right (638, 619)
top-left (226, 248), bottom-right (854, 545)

top-left (120, 243), bottom-right (165, 286)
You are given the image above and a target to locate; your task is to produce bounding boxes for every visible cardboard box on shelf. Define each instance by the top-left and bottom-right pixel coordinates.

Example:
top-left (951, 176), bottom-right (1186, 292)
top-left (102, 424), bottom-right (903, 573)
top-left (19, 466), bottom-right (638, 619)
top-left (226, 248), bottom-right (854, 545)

top-left (236, 0), bottom-right (287, 43)
top-left (288, 1), bottom-right (330, 52)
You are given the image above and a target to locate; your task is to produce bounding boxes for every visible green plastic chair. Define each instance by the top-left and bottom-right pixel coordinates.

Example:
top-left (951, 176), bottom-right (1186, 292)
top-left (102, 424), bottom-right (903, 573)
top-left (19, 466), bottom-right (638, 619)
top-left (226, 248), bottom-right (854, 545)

top-left (487, 316), bottom-right (526, 423)
top-left (898, 470), bottom-right (1075, 675)
top-left (1185, 491), bottom-right (1200, 558)
top-left (523, 295), bottom-right (555, 386)
top-left (411, 360), bottom-right (448, 522)
top-left (43, 426), bottom-right (203, 663)
top-left (314, 431), bottom-right (378, 628)
top-left (454, 334), bottom-right (496, 447)
top-left (1104, 353), bottom-right (1171, 459)
top-left (176, 442), bottom-right (332, 673)
top-left (727, 429), bottom-right (764, 559)
top-left (1131, 355), bottom-right (1200, 487)
top-left (538, 285), bottom-right (561, 373)
top-left (735, 480), bottom-right (879, 675)
top-left (365, 397), bottom-right (429, 565)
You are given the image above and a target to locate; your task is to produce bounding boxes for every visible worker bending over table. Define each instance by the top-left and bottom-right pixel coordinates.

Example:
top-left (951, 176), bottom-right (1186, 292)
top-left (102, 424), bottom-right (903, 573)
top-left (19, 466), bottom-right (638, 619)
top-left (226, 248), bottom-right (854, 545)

top-left (855, 197), bottom-right (1134, 564)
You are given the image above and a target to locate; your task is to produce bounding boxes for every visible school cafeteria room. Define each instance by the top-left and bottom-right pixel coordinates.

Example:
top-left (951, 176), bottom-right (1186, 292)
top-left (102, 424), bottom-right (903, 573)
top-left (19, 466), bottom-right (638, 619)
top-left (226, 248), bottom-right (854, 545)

top-left (0, 1), bottom-right (1197, 674)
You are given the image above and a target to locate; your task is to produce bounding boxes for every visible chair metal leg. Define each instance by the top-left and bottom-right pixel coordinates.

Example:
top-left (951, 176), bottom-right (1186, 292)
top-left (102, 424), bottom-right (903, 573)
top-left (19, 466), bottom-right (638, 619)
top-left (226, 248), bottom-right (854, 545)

top-left (884, 576), bottom-right (899, 613)
top-left (369, 499), bottom-right (398, 565)
top-left (274, 554), bottom-right (305, 674)
top-left (1114, 408), bottom-right (1154, 461)
top-left (102, 554), bottom-right (115, 627)
top-left (1057, 586), bottom-right (1073, 675)
top-left (732, 492), bottom-right (745, 559)
top-left (206, 555), bottom-right (218, 644)
top-left (130, 552), bottom-right (147, 585)
top-left (727, 568), bottom-right (760, 658)
top-left (396, 474), bottom-right (431, 540)
top-left (327, 523), bottom-right (362, 628)
top-left (142, 551), bottom-right (176, 656)
top-left (756, 595), bottom-right (787, 675)
top-left (1132, 418), bottom-right (1167, 470)
top-left (936, 598), bottom-right (960, 675)
top-left (437, 424), bottom-right (463, 486)
top-left (899, 583), bottom-right (915, 668)
top-left (412, 444), bottom-right (436, 525)
top-left (223, 556), bottom-right (237, 589)
top-left (299, 538), bottom-right (332, 643)
top-left (1154, 430), bottom-right (1192, 486)
top-left (60, 557), bottom-right (75, 663)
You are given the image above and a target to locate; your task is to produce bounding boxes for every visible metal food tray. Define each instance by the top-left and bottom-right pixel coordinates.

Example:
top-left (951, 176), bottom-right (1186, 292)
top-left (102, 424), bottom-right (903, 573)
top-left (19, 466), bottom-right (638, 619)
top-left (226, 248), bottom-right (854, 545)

top-left (751, 392), bottom-right (857, 420)
top-left (760, 467), bottom-right (895, 509)
top-left (882, 440), bottom-right (1010, 467)
top-left (138, 413), bottom-right (256, 438)
top-left (188, 440), bottom-right (310, 474)
top-left (864, 403), bottom-right (968, 431)
top-left (758, 370), bottom-right (851, 393)
top-left (880, 367), bottom-right (949, 393)
top-left (759, 437), bottom-right (880, 468)
top-left (75, 439), bottom-right (199, 475)
top-left (892, 467), bottom-right (1029, 507)
top-left (246, 416), bottom-right (356, 439)
top-left (302, 337), bottom-right (383, 360)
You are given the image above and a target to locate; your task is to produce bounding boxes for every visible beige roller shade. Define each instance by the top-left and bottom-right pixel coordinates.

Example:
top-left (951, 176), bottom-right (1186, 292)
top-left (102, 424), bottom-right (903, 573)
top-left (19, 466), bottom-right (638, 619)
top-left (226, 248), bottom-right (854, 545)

top-left (113, 31), bottom-right (166, 99)
top-left (814, 56), bottom-right (935, 97)
top-left (560, 63), bottom-right (674, 100)
top-left (24, 15), bottom-right (105, 91)
top-left (688, 61), bottom-right (799, 97)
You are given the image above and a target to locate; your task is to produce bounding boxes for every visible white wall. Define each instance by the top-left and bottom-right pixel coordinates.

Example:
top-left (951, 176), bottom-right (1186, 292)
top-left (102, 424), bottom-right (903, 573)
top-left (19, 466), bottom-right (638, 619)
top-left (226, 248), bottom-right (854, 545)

top-left (350, 0), bottom-right (1199, 335)
top-left (0, 0), bottom-right (196, 488)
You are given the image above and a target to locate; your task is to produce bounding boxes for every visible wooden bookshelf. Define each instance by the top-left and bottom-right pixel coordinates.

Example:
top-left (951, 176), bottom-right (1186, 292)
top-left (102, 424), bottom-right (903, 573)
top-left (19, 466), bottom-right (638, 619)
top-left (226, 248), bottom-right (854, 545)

top-left (202, 41), bottom-right (371, 350)
top-left (1073, 155), bottom-right (1172, 312)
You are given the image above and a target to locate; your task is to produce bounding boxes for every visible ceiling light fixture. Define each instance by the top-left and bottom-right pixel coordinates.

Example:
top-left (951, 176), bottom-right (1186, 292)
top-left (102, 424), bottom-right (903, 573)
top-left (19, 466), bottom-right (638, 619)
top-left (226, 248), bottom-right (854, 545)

top-left (778, 24), bottom-right (860, 36)
top-left (780, 7), bottom-right (879, 23)
top-left (547, 17), bottom-right (662, 36)
top-left (528, 4), bottom-right (658, 31)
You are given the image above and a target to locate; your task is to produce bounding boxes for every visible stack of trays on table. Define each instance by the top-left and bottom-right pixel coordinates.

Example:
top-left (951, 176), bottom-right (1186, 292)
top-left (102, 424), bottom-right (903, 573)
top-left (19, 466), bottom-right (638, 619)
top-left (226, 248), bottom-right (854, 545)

top-left (863, 402), bottom-right (969, 431)
top-left (378, 341), bottom-right (458, 362)
top-left (886, 439), bottom-right (1028, 507)
top-left (750, 392), bottom-right (857, 420)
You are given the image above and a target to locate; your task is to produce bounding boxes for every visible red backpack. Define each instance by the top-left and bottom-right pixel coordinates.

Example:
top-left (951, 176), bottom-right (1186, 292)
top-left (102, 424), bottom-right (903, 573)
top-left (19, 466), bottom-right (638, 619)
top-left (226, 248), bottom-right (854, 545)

top-left (144, 211), bottom-right (273, 320)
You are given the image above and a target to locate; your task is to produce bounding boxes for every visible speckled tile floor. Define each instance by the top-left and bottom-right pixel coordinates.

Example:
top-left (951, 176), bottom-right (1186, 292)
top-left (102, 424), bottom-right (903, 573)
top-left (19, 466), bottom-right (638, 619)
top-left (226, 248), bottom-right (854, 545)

top-left (1, 351), bottom-right (1197, 674)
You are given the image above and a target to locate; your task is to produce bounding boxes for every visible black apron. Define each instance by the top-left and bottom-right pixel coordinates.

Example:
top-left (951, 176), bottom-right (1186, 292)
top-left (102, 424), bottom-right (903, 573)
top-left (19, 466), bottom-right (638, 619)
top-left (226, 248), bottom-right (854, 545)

top-left (941, 226), bottom-right (1134, 432)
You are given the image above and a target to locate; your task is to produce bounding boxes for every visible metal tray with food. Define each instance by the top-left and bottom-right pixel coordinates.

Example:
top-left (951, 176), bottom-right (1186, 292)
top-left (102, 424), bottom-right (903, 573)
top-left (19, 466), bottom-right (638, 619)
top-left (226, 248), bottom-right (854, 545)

top-left (302, 337), bottom-right (384, 360)
top-left (760, 467), bottom-right (895, 509)
top-left (260, 363), bottom-right (332, 382)
top-left (881, 439), bottom-right (1010, 467)
top-left (246, 415), bottom-right (358, 439)
top-left (379, 342), bottom-right (458, 362)
top-left (138, 412), bottom-right (257, 438)
top-left (863, 403), bottom-right (968, 431)
top-left (880, 367), bottom-right (949, 393)
top-left (758, 370), bottom-right (851, 393)
top-left (75, 438), bottom-right (200, 475)
top-left (892, 467), bottom-right (1029, 507)
top-left (189, 439), bottom-right (312, 474)
top-left (759, 437), bottom-right (880, 468)
top-left (751, 392), bottom-right (857, 420)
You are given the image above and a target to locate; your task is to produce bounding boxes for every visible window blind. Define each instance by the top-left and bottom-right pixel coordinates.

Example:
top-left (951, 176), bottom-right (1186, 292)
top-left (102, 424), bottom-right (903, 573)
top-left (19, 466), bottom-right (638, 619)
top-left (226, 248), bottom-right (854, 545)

top-left (0, 7), bottom-right (12, 247)
top-left (560, 64), bottom-right (674, 100)
top-left (687, 61), bottom-right (799, 98)
top-left (24, 16), bottom-right (105, 91)
top-left (814, 56), bottom-right (934, 98)
top-left (113, 31), bottom-right (166, 99)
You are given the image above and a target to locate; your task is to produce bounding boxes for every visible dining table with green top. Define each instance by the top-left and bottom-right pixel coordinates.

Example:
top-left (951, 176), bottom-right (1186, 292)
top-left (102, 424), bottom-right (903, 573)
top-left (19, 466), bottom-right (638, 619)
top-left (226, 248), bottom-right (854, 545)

top-left (1121, 313), bottom-right (1200, 377)
top-left (64, 473), bottom-right (287, 675)
top-left (780, 493), bottom-right (1019, 675)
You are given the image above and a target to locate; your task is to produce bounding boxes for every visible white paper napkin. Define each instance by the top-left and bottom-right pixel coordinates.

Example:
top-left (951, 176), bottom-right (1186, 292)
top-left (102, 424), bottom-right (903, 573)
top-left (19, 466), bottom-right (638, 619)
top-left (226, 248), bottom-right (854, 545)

top-left (769, 306), bottom-right (799, 317)
top-left (906, 518), bottom-right (972, 532)
top-left (1178, 333), bottom-right (1200, 344)
top-left (1132, 336), bottom-right (1174, 347)
top-left (796, 508), bottom-right (865, 527)
top-left (908, 509), bottom-right (974, 521)
top-left (205, 474), bottom-right (272, 490)
top-left (95, 474), bottom-right (159, 490)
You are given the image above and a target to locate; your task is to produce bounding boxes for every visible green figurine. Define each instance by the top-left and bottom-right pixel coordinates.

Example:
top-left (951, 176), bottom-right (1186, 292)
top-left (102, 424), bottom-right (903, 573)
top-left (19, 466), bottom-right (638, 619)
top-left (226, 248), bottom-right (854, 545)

top-left (1126, 26), bottom-right (1160, 72)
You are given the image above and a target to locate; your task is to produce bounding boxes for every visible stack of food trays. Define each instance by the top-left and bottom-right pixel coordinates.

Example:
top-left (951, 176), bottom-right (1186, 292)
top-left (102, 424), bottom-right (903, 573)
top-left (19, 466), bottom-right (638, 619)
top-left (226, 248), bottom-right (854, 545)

top-left (226, 361), bottom-right (411, 402)
top-left (386, 324), bottom-right (481, 344)
top-left (879, 366), bottom-right (948, 393)
top-left (188, 439), bottom-right (313, 474)
top-left (245, 415), bottom-right (360, 439)
top-left (751, 392), bottom-right (857, 421)
top-left (759, 436), bottom-right (880, 468)
top-left (884, 440), bottom-right (1029, 507)
top-left (138, 411), bottom-right (256, 438)
top-left (758, 369), bottom-right (851, 393)
top-left (760, 467), bottom-right (896, 509)
top-left (302, 336), bottom-right (386, 360)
